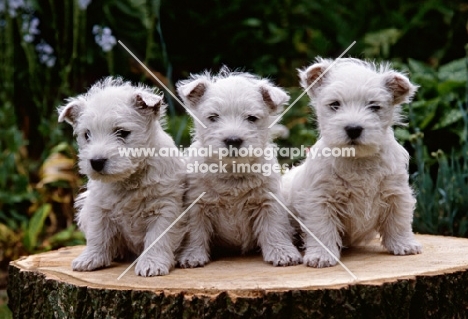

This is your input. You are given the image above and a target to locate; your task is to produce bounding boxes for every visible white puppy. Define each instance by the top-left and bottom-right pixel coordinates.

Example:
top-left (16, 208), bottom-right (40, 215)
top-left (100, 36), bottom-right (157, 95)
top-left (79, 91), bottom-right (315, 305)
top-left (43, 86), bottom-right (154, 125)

top-left (176, 68), bottom-right (302, 267)
top-left (283, 58), bottom-right (422, 268)
top-left (58, 77), bottom-right (185, 276)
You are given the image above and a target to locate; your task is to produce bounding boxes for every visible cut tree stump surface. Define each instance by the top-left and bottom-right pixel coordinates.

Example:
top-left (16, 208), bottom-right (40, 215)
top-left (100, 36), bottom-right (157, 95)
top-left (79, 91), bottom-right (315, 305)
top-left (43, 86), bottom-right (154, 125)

top-left (8, 234), bottom-right (468, 318)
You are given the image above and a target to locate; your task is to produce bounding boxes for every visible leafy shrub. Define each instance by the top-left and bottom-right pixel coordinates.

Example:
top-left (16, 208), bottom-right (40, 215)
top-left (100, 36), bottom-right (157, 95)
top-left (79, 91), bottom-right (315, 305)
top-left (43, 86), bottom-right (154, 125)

top-left (408, 60), bottom-right (468, 236)
top-left (161, 0), bottom-right (466, 83)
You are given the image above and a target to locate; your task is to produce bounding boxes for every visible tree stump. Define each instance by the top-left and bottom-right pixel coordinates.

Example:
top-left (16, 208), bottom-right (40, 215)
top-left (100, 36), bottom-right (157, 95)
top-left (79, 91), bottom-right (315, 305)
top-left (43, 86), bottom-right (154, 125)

top-left (7, 235), bottom-right (468, 318)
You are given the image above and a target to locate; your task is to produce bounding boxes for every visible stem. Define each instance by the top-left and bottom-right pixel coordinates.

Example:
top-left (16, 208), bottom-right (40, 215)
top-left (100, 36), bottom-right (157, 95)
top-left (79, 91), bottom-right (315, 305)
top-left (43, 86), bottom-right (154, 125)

top-left (71, 0), bottom-right (79, 74)
top-left (61, 0), bottom-right (80, 95)
top-left (143, 1), bottom-right (155, 73)
top-left (48, 0), bottom-right (59, 50)
top-left (154, 0), bottom-right (176, 117)
top-left (79, 6), bottom-right (87, 86)
top-left (107, 50), bottom-right (114, 75)
top-left (465, 44), bottom-right (468, 109)
top-left (17, 17), bottom-right (40, 107)
top-left (4, 13), bottom-right (15, 98)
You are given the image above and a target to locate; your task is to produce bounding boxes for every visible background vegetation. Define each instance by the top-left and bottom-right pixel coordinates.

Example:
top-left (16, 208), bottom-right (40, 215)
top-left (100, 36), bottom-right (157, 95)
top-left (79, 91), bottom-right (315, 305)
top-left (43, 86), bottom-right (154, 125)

top-left (0, 0), bottom-right (467, 314)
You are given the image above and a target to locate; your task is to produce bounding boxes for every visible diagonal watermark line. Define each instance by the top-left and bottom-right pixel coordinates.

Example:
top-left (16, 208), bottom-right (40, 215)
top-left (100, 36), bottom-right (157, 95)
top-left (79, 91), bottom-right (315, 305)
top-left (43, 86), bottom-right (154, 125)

top-left (268, 192), bottom-right (358, 281)
top-left (268, 40), bottom-right (356, 128)
top-left (117, 192), bottom-right (206, 280)
top-left (118, 40), bottom-right (207, 129)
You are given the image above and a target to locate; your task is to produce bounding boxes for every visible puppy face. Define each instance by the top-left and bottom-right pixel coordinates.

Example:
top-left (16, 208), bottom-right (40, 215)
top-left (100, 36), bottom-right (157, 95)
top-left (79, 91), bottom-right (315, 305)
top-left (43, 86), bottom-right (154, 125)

top-left (58, 77), bottom-right (164, 182)
top-left (299, 58), bottom-right (417, 157)
top-left (177, 68), bottom-right (289, 164)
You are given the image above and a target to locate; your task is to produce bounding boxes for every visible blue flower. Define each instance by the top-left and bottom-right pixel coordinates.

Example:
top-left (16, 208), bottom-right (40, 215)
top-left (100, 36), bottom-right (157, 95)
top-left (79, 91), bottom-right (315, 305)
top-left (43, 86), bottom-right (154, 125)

top-left (22, 16), bottom-right (40, 43)
top-left (78, 0), bottom-right (92, 10)
top-left (2, 0), bottom-right (26, 18)
top-left (36, 41), bottom-right (56, 67)
top-left (92, 25), bottom-right (117, 52)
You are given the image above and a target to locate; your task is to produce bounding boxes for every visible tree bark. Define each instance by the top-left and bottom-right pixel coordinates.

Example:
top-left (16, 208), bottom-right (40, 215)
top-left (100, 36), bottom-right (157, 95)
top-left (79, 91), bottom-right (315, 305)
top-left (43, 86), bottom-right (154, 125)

top-left (7, 235), bottom-right (468, 318)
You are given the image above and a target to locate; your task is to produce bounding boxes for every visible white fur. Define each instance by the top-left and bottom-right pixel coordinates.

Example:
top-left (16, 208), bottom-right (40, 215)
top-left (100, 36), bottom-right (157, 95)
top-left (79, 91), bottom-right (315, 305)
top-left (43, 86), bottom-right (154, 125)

top-left (284, 58), bottom-right (422, 268)
top-left (58, 77), bottom-right (186, 276)
top-left (176, 67), bottom-right (302, 267)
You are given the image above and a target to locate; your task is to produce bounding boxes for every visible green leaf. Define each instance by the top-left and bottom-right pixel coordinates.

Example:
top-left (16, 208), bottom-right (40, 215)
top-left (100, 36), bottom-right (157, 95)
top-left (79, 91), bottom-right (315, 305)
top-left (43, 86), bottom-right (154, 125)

top-left (408, 59), bottom-right (436, 75)
top-left (459, 218), bottom-right (468, 237)
top-left (148, 0), bottom-right (161, 17)
top-left (363, 28), bottom-right (401, 58)
top-left (23, 204), bottom-right (51, 251)
top-left (394, 127), bottom-right (411, 142)
top-left (0, 304), bottom-right (12, 319)
top-left (49, 142), bottom-right (73, 155)
top-left (47, 225), bottom-right (85, 248)
top-left (433, 108), bottom-right (463, 130)
top-left (437, 80), bottom-right (465, 96)
top-left (413, 98), bottom-right (439, 129)
top-left (438, 58), bottom-right (467, 83)
top-left (243, 18), bottom-right (262, 27)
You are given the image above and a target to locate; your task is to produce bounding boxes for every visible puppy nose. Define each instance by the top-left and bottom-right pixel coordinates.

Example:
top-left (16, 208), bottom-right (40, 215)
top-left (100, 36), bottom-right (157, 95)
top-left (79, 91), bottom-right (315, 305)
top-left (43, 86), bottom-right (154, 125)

top-left (345, 125), bottom-right (363, 140)
top-left (224, 136), bottom-right (243, 148)
top-left (90, 158), bottom-right (107, 172)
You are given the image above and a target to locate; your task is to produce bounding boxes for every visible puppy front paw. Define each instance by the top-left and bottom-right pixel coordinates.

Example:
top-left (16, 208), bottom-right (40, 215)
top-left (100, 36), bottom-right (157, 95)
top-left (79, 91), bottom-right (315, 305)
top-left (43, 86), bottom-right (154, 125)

top-left (384, 239), bottom-right (422, 255)
top-left (263, 246), bottom-right (303, 266)
top-left (303, 250), bottom-right (339, 268)
top-left (177, 249), bottom-right (210, 268)
top-left (72, 252), bottom-right (111, 271)
top-left (135, 257), bottom-right (171, 276)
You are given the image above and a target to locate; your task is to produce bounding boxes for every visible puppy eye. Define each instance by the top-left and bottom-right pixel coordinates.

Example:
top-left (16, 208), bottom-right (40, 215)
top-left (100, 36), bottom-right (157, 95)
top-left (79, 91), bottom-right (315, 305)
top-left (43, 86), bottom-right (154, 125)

top-left (84, 130), bottom-right (91, 141)
top-left (369, 104), bottom-right (381, 112)
top-left (208, 114), bottom-right (219, 122)
top-left (329, 101), bottom-right (340, 111)
top-left (247, 115), bottom-right (258, 123)
top-left (115, 129), bottom-right (131, 139)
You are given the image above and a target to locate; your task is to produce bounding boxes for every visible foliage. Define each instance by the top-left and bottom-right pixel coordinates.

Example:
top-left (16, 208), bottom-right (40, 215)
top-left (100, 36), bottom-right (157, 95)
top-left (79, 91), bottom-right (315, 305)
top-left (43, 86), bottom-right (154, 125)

top-left (410, 100), bottom-right (468, 237)
top-left (387, 56), bottom-right (468, 235)
top-left (412, 145), bottom-right (468, 237)
top-left (0, 0), bottom-right (163, 272)
top-left (396, 58), bottom-right (468, 149)
top-left (161, 0), bottom-right (466, 84)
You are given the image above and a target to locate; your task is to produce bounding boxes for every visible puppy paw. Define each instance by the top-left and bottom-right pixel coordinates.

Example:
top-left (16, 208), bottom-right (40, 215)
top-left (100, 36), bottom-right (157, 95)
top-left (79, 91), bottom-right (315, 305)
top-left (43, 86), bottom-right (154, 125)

top-left (177, 250), bottom-right (210, 268)
top-left (263, 246), bottom-right (303, 266)
top-left (384, 240), bottom-right (422, 255)
top-left (72, 252), bottom-right (110, 271)
top-left (135, 257), bottom-right (171, 277)
top-left (303, 251), bottom-right (338, 268)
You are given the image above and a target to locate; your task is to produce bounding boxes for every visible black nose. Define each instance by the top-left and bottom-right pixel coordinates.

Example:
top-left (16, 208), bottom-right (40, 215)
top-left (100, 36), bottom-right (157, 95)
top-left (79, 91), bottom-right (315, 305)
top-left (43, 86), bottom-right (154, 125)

top-left (223, 136), bottom-right (243, 148)
top-left (345, 125), bottom-right (363, 140)
top-left (90, 158), bottom-right (107, 172)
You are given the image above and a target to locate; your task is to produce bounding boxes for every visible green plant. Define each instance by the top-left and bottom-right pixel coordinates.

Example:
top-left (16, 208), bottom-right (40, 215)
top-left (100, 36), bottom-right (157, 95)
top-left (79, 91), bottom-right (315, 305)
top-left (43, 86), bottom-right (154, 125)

top-left (405, 58), bottom-right (467, 146)
top-left (0, 0), bottom-right (186, 269)
top-left (407, 51), bottom-right (468, 235)
top-left (410, 102), bottom-right (468, 236)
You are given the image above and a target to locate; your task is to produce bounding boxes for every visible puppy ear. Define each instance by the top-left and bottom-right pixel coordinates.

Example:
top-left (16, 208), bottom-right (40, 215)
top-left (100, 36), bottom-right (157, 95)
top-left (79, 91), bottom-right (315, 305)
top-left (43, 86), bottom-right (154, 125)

top-left (298, 59), bottom-right (332, 97)
top-left (383, 71), bottom-right (418, 105)
top-left (58, 99), bottom-right (83, 125)
top-left (176, 78), bottom-right (209, 108)
top-left (260, 84), bottom-right (289, 114)
top-left (133, 91), bottom-right (164, 114)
